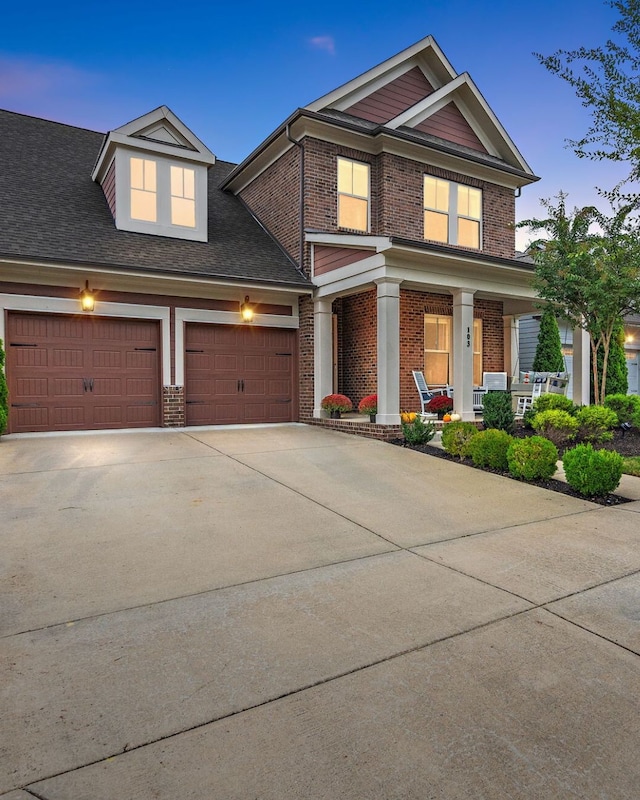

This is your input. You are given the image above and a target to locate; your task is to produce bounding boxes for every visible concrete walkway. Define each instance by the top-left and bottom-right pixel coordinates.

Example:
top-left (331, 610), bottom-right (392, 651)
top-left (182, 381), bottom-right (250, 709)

top-left (1, 424), bottom-right (639, 799)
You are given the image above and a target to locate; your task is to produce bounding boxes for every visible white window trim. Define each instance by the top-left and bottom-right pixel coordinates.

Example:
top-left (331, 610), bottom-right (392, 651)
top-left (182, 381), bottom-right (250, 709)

top-left (337, 157), bottom-right (371, 233)
top-left (424, 177), bottom-right (482, 249)
top-left (115, 151), bottom-right (208, 242)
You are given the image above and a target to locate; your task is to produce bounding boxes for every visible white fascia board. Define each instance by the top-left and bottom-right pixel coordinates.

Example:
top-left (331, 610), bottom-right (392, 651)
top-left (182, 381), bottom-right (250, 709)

top-left (312, 245), bottom-right (537, 301)
top-left (0, 257), bottom-right (311, 300)
top-left (386, 74), bottom-right (467, 129)
top-left (306, 232), bottom-right (392, 252)
top-left (386, 73), bottom-right (534, 174)
top-left (114, 106), bottom-right (215, 159)
top-left (306, 35), bottom-right (456, 112)
top-left (221, 136), bottom-right (297, 194)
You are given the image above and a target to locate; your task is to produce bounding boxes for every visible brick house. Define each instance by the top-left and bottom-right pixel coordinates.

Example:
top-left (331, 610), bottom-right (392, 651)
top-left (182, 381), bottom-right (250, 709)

top-left (1, 36), bottom-right (543, 434)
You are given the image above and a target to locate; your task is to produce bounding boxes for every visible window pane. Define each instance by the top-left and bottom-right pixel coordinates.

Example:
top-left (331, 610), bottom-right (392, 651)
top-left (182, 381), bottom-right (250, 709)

top-left (468, 187), bottom-right (481, 219)
top-left (339, 195), bottom-right (368, 231)
top-left (144, 159), bottom-right (156, 192)
top-left (424, 210), bottom-right (449, 243)
top-left (458, 217), bottom-right (480, 248)
top-left (170, 165), bottom-right (183, 197)
top-left (171, 196), bottom-right (195, 227)
top-left (473, 319), bottom-right (482, 386)
top-left (183, 168), bottom-right (195, 200)
top-left (424, 176), bottom-right (449, 212)
top-left (337, 158), bottom-right (352, 194)
top-left (131, 188), bottom-right (157, 222)
top-left (131, 158), bottom-right (144, 190)
top-left (425, 353), bottom-right (449, 385)
top-left (352, 162), bottom-right (369, 199)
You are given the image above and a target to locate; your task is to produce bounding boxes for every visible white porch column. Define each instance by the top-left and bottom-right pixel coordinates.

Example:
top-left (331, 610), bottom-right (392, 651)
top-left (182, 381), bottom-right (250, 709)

top-left (313, 298), bottom-right (334, 418)
top-left (375, 278), bottom-right (401, 425)
top-left (503, 315), bottom-right (520, 379)
top-left (572, 326), bottom-right (591, 406)
top-left (452, 289), bottom-right (475, 421)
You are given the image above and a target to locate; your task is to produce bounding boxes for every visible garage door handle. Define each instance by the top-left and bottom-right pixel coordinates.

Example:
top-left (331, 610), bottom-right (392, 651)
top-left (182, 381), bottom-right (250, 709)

top-left (237, 379), bottom-right (245, 392)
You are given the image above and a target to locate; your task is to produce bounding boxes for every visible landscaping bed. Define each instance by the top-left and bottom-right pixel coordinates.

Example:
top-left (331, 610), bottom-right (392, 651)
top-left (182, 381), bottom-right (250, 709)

top-left (392, 424), bottom-right (640, 507)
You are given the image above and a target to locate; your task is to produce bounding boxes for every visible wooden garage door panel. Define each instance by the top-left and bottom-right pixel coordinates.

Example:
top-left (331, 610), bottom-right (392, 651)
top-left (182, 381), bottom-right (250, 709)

top-left (185, 323), bottom-right (296, 425)
top-left (7, 312), bottom-right (160, 434)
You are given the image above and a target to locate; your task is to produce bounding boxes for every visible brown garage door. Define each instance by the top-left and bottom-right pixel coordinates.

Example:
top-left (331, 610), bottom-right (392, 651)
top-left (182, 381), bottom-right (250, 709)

top-left (7, 312), bottom-right (160, 433)
top-left (185, 323), bottom-right (296, 425)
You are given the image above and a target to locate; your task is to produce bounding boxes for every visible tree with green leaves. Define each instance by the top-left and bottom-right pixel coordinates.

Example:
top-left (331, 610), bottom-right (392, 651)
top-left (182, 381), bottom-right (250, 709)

top-left (519, 194), bottom-right (640, 404)
top-left (533, 306), bottom-right (565, 372)
top-left (536, 0), bottom-right (640, 196)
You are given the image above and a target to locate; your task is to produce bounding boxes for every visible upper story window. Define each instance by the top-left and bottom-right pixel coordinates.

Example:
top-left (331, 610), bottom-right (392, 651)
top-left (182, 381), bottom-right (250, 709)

top-left (170, 166), bottom-right (196, 228)
top-left (424, 176), bottom-right (482, 249)
top-left (119, 154), bottom-right (204, 238)
top-left (130, 158), bottom-right (157, 223)
top-left (337, 157), bottom-right (370, 232)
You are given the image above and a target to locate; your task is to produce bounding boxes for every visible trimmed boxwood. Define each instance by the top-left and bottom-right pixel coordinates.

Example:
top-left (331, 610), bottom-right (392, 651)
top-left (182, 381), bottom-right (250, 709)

top-left (562, 444), bottom-right (623, 497)
top-left (507, 436), bottom-right (558, 481)
top-left (441, 421), bottom-right (479, 460)
top-left (467, 429), bottom-right (513, 471)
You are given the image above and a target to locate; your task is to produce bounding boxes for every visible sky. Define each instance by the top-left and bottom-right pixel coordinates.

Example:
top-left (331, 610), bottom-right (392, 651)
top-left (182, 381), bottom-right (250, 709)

top-left (1, 0), bottom-right (632, 250)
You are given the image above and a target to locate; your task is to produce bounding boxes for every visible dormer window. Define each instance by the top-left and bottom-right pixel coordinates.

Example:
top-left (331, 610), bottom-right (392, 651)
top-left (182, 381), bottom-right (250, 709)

top-left (92, 106), bottom-right (215, 243)
top-left (170, 166), bottom-right (195, 228)
top-left (131, 158), bottom-right (157, 222)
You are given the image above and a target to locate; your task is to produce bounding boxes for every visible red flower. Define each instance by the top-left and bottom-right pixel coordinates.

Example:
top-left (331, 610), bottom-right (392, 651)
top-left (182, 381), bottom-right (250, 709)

top-left (321, 394), bottom-right (353, 412)
top-left (425, 394), bottom-right (453, 412)
top-left (358, 394), bottom-right (377, 414)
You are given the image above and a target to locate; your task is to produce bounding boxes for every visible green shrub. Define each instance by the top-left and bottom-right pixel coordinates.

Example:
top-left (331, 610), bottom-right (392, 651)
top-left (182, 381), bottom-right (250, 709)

top-left (0, 339), bottom-right (7, 435)
top-left (532, 409), bottom-right (578, 446)
top-left (575, 405), bottom-right (618, 443)
top-left (531, 393), bottom-right (576, 416)
top-left (521, 406), bottom-right (537, 430)
top-left (507, 436), bottom-right (559, 481)
top-left (604, 394), bottom-right (640, 428)
top-left (533, 307), bottom-right (565, 372)
top-left (482, 391), bottom-right (515, 433)
top-left (441, 421), bottom-right (479, 459)
top-left (401, 416), bottom-right (436, 445)
top-left (467, 429), bottom-right (513, 470)
top-left (562, 444), bottom-right (623, 497)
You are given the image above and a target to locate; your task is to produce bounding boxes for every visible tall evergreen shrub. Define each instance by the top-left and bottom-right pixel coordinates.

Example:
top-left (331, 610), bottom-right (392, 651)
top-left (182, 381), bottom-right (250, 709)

top-left (532, 307), bottom-right (565, 372)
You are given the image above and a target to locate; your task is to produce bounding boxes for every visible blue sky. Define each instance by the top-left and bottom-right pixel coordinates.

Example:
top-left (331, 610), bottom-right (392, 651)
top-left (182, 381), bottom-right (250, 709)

top-left (1, 0), bottom-right (630, 249)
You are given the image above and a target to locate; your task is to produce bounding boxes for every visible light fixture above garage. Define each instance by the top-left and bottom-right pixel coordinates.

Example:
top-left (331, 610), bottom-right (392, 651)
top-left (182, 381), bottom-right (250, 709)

top-left (80, 280), bottom-right (95, 312)
top-left (240, 295), bottom-right (254, 322)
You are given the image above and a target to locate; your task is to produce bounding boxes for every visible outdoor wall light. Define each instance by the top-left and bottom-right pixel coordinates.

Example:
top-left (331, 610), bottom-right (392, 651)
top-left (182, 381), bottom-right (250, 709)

top-left (80, 280), bottom-right (95, 312)
top-left (240, 295), bottom-right (254, 322)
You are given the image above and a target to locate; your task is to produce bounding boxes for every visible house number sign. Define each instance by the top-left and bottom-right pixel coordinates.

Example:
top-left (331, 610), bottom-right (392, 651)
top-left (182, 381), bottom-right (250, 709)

top-left (466, 326), bottom-right (471, 347)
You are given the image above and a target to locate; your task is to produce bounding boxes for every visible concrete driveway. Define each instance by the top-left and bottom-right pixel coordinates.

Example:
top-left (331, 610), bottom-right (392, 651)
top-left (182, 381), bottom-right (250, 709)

top-left (1, 423), bottom-right (639, 799)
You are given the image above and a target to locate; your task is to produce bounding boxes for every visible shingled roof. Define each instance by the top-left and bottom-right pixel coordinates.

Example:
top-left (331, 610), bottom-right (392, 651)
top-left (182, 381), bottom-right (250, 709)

top-left (0, 109), bottom-right (310, 289)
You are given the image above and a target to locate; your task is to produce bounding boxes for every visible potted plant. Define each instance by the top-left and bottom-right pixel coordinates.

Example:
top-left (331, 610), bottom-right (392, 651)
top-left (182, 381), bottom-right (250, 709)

top-left (358, 394), bottom-right (378, 422)
top-left (321, 393), bottom-right (353, 419)
top-left (426, 394), bottom-right (454, 420)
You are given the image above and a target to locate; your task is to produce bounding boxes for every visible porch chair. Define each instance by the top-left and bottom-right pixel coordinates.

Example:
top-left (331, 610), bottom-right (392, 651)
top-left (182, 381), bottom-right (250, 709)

top-left (412, 371), bottom-right (449, 416)
top-left (515, 381), bottom-right (542, 417)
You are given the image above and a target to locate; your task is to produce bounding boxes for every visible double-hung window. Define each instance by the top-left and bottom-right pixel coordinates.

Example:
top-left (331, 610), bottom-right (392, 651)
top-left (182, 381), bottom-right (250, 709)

top-left (337, 157), bottom-right (370, 232)
top-left (424, 315), bottom-right (483, 386)
top-left (130, 158), bottom-right (157, 223)
top-left (424, 176), bottom-right (482, 249)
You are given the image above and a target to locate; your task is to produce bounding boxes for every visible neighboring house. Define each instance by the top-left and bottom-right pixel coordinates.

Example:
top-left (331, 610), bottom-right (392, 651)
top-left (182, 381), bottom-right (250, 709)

top-left (1, 35), bottom-right (545, 434)
top-left (518, 314), bottom-right (640, 398)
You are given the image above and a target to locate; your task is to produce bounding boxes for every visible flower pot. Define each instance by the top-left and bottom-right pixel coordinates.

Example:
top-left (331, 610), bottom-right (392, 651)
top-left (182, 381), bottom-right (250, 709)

top-left (330, 410), bottom-right (341, 419)
top-left (369, 414), bottom-right (376, 423)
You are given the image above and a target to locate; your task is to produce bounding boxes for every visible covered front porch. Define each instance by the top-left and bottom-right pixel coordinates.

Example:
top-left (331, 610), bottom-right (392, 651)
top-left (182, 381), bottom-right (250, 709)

top-left (309, 234), bottom-right (593, 427)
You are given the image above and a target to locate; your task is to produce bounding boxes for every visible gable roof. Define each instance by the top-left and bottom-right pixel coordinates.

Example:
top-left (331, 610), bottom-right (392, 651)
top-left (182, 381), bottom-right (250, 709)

top-left (305, 35), bottom-right (534, 175)
top-left (91, 105), bottom-right (216, 183)
top-left (0, 110), bottom-right (310, 288)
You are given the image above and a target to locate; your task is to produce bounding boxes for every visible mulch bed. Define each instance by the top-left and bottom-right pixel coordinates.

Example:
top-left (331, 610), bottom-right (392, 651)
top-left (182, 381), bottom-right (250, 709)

top-left (392, 425), bottom-right (640, 507)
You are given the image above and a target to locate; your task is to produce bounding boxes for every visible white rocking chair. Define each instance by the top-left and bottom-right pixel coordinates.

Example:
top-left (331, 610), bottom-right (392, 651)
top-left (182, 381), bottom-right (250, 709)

top-left (412, 371), bottom-right (449, 416)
